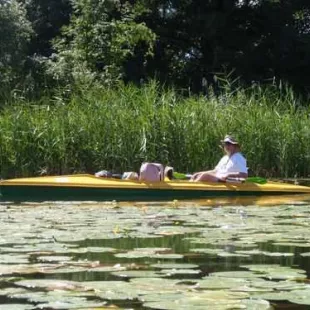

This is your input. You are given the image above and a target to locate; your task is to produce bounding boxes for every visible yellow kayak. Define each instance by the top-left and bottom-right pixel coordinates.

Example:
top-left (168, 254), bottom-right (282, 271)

top-left (1, 174), bottom-right (310, 202)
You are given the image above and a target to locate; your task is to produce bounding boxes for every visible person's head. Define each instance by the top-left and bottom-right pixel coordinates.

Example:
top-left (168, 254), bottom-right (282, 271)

top-left (221, 134), bottom-right (240, 155)
top-left (164, 166), bottom-right (174, 180)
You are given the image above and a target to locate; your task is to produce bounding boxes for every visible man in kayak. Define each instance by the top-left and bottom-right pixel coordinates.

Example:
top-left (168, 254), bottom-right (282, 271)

top-left (190, 135), bottom-right (248, 182)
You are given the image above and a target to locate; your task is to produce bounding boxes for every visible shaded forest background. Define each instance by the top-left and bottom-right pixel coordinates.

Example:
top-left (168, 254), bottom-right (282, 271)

top-left (1, 0), bottom-right (310, 98)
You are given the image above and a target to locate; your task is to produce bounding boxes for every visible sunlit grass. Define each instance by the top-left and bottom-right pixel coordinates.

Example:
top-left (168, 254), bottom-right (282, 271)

top-left (0, 80), bottom-right (309, 178)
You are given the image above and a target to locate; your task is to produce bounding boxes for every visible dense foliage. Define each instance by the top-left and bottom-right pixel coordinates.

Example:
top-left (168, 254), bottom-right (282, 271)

top-left (0, 1), bottom-right (33, 87)
top-left (1, 0), bottom-right (310, 178)
top-left (1, 0), bottom-right (310, 94)
top-left (0, 82), bottom-right (309, 178)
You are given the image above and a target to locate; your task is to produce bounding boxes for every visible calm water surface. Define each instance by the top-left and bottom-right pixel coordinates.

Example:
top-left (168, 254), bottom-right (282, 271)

top-left (1, 196), bottom-right (310, 309)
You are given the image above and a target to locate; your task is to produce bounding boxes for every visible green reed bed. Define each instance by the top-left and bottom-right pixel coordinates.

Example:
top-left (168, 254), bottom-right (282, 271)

top-left (0, 81), bottom-right (309, 178)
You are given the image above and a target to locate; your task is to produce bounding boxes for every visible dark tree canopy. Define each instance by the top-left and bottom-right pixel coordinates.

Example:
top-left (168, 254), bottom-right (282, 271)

top-left (2, 0), bottom-right (310, 95)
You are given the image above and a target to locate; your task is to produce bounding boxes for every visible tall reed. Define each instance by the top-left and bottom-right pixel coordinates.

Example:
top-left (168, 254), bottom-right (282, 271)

top-left (0, 80), bottom-right (309, 178)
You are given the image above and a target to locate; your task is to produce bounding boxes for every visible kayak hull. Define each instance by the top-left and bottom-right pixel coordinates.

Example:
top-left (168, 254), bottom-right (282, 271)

top-left (1, 185), bottom-right (302, 202)
top-left (1, 174), bottom-right (310, 202)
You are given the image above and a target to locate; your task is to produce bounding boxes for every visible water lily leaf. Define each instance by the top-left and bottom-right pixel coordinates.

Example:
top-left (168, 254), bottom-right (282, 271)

top-left (76, 307), bottom-right (122, 310)
top-left (114, 248), bottom-right (183, 259)
top-left (9, 243), bottom-right (73, 253)
top-left (149, 253), bottom-right (184, 259)
top-left (235, 249), bottom-right (265, 255)
top-left (155, 226), bottom-right (200, 235)
top-left (0, 254), bottom-right (29, 264)
top-left (273, 242), bottom-right (310, 248)
top-left (158, 269), bottom-right (201, 275)
top-left (0, 287), bottom-right (29, 297)
top-left (34, 298), bottom-right (107, 310)
top-left (142, 290), bottom-right (250, 310)
top-left (111, 270), bottom-right (162, 278)
top-left (37, 255), bottom-right (72, 262)
top-left (15, 279), bottom-right (87, 291)
top-left (129, 277), bottom-right (187, 295)
top-left (241, 264), bottom-right (307, 280)
top-left (288, 289), bottom-right (310, 305)
top-left (0, 264), bottom-right (51, 275)
top-left (251, 291), bottom-right (293, 301)
top-left (196, 277), bottom-right (247, 289)
top-left (142, 300), bottom-right (234, 310)
top-left (0, 276), bottom-right (24, 283)
top-left (249, 279), bottom-right (309, 291)
top-left (57, 247), bottom-right (117, 254)
top-left (88, 265), bottom-right (127, 272)
top-left (151, 263), bottom-right (199, 269)
top-left (140, 292), bottom-right (186, 302)
top-left (82, 281), bottom-right (138, 300)
top-left (217, 252), bottom-right (250, 258)
top-left (209, 271), bottom-right (263, 279)
top-left (190, 248), bottom-right (223, 255)
top-left (262, 252), bottom-right (294, 257)
top-left (133, 247), bottom-right (172, 251)
top-left (2, 202), bottom-right (310, 309)
top-left (39, 265), bottom-right (88, 274)
top-left (0, 305), bottom-right (33, 310)
top-left (240, 299), bottom-right (272, 309)
top-left (265, 271), bottom-right (306, 281)
top-left (84, 247), bottom-right (117, 253)
top-left (9, 287), bottom-right (104, 308)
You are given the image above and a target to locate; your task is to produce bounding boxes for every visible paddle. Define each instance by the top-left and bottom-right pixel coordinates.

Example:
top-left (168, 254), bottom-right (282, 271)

top-left (245, 177), bottom-right (267, 184)
top-left (173, 172), bottom-right (191, 180)
top-left (225, 177), bottom-right (268, 184)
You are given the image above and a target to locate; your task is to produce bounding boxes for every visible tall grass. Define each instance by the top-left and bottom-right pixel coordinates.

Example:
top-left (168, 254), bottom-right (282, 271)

top-left (0, 80), bottom-right (310, 178)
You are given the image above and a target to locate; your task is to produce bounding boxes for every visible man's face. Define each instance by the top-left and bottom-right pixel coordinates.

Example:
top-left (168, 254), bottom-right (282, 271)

top-left (223, 142), bottom-right (235, 153)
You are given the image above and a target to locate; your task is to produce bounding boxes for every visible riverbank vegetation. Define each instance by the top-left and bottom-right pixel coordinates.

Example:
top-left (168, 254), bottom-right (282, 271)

top-left (0, 81), bottom-right (309, 178)
top-left (1, 0), bottom-right (310, 178)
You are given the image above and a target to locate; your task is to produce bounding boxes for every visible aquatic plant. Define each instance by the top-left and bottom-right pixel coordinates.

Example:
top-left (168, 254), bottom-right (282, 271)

top-left (0, 80), bottom-right (309, 178)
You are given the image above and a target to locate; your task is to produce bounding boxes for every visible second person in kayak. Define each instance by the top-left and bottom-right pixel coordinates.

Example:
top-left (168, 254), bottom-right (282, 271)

top-left (191, 135), bottom-right (248, 182)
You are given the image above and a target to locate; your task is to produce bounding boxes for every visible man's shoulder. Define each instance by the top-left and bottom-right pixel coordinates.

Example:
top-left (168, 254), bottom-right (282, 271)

top-left (219, 155), bottom-right (229, 161)
top-left (234, 152), bottom-right (246, 161)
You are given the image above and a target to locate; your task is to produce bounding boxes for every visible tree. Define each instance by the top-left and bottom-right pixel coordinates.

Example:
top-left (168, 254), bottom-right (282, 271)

top-left (21, 0), bottom-right (72, 56)
top-left (0, 1), bottom-right (33, 86)
top-left (47, 0), bottom-right (156, 86)
top-left (138, 0), bottom-right (310, 94)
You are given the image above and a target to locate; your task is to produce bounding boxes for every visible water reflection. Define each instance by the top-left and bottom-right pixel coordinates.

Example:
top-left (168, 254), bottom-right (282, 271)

top-left (0, 196), bottom-right (310, 309)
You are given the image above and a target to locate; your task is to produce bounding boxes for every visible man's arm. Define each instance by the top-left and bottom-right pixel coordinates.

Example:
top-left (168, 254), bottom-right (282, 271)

top-left (220, 172), bottom-right (248, 181)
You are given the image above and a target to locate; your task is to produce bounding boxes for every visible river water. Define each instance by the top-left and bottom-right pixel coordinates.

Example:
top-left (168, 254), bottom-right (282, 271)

top-left (1, 196), bottom-right (310, 309)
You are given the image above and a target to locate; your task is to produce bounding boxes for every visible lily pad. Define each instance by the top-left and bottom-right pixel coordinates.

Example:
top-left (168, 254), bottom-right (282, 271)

top-left (111, 270), bottom-right (162, 278)
top-left (151, 263), bottom-right (199, 269)
top-left (36, 255), bottom-right (72, 262)
top-left (273, 242), bottom-right (310, 248)
top-left (1, 201), bottom-right (310, 309)
top-left (0, 287), bottom-right (29, 297)
top-left (114, 248), bottom-right (183, 259)
top-left (209, 271), bottom-right (263, 279)
top-left (158, 269), bottom-right (201, 275)
top-left (33, 299), bottom-right (107, 309)
top-left (82, 280), bottom-right (138, 300)
top-left (142, 290), bottom-right (250, 310)
top-left (195, 277), bottom-right (248, 289)
top-left (217, 252), bottom-right (250, 258)
top-left (241, 264), bottom-right (307, 280)
top-left (262, 252), bottom-right (294, 257)
top-left (190, 248), bottom-right (223, 255)
top-left (0, 305), bottom-right (33, 310)
top-left (15, 279), bottom-right (87, 291)
top-left (0, 254), bottom-right (29, 264)
top-left (288, 289), bottom-right (310, 305)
